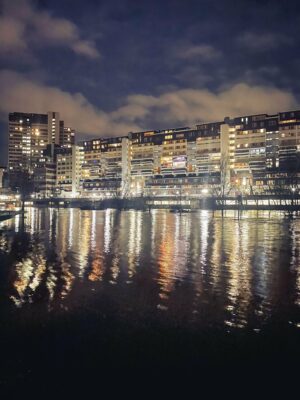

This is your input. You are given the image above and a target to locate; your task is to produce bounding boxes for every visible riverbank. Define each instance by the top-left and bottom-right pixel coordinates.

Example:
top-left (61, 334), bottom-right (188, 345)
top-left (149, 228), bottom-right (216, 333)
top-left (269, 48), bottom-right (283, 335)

top-left (29, 194), bottom-right (300, 212)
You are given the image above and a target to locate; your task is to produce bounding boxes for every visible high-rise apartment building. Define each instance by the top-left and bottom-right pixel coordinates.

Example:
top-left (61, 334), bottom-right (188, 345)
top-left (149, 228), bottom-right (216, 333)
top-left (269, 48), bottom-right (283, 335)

top-left (56, 145), bottom-right (82, 195)
top-left (8, 112), bottom-right (75, 190)
top-left (33, 144), bottom-right (59, 197)
top-left (59, 121), bottom-right (76, 148)
top-left (8, 112), bottom-right (49, 188)
top-left (48, 111), bottom-right (60, 145)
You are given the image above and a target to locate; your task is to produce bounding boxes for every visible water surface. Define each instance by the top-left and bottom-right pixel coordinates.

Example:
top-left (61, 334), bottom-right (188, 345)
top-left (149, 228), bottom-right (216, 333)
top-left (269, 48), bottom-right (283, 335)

top-left (1, 208), bottom-right (300, 386)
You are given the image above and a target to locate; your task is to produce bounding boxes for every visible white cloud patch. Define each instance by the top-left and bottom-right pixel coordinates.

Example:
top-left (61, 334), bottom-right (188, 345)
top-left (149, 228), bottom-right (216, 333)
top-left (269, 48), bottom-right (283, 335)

top-left (237, 32), bottom-right (292, 51)
top-left (176, 44), bottom-right (222, 61)
top-left (71, 40), bottom-right (100, 59)
top-left (0, 0), bottom-right (100, 58)
top-left (112, 84), bottom-right (297, 126)
top-left (0, 70), bottom-right (297, 138)
top-left (0, 70), bottom-right (140, 136)
top-left (0, 16), bottom-right (27, 53)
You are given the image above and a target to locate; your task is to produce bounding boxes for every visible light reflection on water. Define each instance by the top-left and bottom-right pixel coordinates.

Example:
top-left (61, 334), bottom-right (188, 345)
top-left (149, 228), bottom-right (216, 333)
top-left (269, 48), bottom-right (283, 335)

top-left (0, 208), bottom-right (300, 330)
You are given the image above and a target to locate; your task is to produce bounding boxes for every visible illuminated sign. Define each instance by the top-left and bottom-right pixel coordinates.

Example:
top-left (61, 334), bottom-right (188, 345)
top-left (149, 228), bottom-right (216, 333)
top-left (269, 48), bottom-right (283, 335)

top-left (172, 156), bottom-right (186, 169)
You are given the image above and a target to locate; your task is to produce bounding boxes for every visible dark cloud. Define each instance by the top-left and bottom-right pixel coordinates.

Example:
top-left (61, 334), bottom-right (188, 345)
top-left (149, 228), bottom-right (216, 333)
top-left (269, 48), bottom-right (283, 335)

top-left (1, 0), bottom-right (300, 163)
top-left (0, 0), bottom-right (100, 58)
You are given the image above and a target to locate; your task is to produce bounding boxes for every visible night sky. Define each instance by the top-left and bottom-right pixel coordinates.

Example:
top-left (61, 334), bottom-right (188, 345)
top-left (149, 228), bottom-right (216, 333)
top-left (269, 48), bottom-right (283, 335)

top-left (1, 0), bottom-right (300, 164)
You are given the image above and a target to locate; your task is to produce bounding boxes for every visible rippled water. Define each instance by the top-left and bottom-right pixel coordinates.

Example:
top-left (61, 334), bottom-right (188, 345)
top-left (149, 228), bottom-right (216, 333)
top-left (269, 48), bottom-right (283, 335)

top-left (1, 208), bottom-right (300, 386)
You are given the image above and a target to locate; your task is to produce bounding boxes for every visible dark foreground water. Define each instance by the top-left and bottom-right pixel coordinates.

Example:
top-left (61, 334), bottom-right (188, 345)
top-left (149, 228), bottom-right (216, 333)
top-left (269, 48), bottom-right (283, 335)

top-left (1, 208), bottom-right (300, 389)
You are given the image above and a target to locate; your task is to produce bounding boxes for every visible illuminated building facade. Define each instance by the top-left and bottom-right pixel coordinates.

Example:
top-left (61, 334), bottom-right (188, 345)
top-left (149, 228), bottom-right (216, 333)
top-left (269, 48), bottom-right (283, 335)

top-left (80, 110), bottom-right (300, 197)
top-left (59, 122), bottom-right (76, 148)
top-left (56, 145), bottom-right (82, 196)
top-left (8, 113), bottom-right (48, 183)
top-left (8, 109), bottom-right (300, 198)
top-left (80, 137), bottom-right (125, 197)
top-left (48, 112), bottom-right (60, 145)
top-left (223, 111), bottom-right (299, 189)
top-left (33, 144), bottom-right (59, 197)
top-left (129, 127), bottom-right (203, 196)
top-left (8, 112), bottom-right (76, 191)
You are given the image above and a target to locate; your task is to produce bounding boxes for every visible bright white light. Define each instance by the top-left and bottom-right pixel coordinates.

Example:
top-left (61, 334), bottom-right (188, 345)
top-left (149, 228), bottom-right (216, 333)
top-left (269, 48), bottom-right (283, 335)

top-left (201, 188), bottom-right (209, 194)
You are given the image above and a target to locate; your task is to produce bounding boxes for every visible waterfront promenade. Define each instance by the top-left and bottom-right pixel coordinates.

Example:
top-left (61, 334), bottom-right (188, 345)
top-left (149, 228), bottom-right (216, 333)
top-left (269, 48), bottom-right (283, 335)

top-left (28, 193), bottom-right (300, 212)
